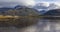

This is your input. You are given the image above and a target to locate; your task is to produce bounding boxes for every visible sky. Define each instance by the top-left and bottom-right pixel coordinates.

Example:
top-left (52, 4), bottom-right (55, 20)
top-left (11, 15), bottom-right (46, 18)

top-left (0, 0), bottom-right (60, 8)
top-left (0, 0), bottom-right (36, 8)
top-left (36, 0), bottom-right (60, 8)
top-left (36, 0), bottom-right (60, 2)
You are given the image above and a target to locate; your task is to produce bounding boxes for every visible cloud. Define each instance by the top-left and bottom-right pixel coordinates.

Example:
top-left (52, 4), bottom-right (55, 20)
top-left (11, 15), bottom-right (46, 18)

top-left (0, 0), bottom-right (36, 8)
top-left (40, 2), bottom-right (49, 7)
top-left (35, 2), bottom-right (60, 11)
top-left (36, 2), bottom-right (50, 7)
top-left (36, 0), bottom-right (60, 2)
top-left (54, 2), bottom-right (60, 6)
top-left (36, 1), bottom-right (60, 8)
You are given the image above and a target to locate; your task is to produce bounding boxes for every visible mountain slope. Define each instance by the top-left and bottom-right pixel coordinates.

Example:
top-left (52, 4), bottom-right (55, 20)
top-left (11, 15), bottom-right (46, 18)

top-left (2, 6), bottom-right (39, 16)
top-left (43, 9), bottom-right (60, 16)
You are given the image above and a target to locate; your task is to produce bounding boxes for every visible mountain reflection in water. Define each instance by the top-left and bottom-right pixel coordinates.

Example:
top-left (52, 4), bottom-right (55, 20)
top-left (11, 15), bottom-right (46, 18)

top-left (0, 18), bottom-right (60, 32)
top-left (36, 19), bottom-right (60, 32)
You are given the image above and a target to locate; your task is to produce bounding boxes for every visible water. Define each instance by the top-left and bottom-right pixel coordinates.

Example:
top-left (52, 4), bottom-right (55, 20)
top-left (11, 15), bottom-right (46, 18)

top-left (36, 19), bottom-right (60, 32)
top-left (0, 18), bottom-right (60, 32)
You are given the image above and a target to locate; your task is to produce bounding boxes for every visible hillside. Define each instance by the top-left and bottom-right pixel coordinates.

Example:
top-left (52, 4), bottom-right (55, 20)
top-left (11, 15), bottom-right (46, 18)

top-left (43, 9), bottom-right (60, 16)
top-left (0, 6), bottom-right (39, 16)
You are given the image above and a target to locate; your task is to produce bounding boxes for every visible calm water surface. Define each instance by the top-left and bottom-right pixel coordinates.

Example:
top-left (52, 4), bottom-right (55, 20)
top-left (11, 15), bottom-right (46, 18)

top-left (0, 18), bottom-right (60, 32)
top-left (36, 19), bottom-right (60, 32)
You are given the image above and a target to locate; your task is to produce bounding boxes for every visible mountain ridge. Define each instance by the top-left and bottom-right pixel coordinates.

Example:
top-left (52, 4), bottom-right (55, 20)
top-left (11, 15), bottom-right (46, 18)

top-left (0, 5), bottom-right (40, 16)
top-left (43, 9), bottom-right (60, 16)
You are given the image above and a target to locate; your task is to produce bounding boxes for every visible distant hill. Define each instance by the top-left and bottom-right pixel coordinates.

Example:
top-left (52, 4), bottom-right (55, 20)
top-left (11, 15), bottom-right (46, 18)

top-left (43, 9), bottom-right (60, 16)
top-left (0, 5), bottom-right (22, 12)
top-left (0, 7), bottom-right (13, 12)
top-left (0, 7), bottom-right (13, 15)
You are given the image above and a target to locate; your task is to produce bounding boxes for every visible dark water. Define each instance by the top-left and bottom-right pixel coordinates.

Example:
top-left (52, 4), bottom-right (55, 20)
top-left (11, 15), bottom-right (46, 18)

top-left (0, 18), bottom-right (60, 32)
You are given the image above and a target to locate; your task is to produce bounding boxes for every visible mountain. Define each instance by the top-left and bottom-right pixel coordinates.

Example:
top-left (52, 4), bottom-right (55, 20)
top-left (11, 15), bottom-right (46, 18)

top-left (39, 10), bottom-right (48, 15)
top-left (43, 9), bottom-right (60, 16)
top-left (0, 3), bottom-right (60, 16)
top-left (0, 5), bottom-right (23, 12)
top-left (33, 3), bottom-right (60, 15)
top-left (0, 5), bottom-right (39, 16)
top-left (0, 7), bottom-right (14, 15)
top-left (14, 5), bottom-right (25, 9)
top-left (0, 7), bottom-right (13, 12)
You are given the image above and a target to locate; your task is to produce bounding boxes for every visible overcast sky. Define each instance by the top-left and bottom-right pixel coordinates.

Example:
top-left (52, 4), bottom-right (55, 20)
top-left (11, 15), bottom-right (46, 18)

top-left (0, 0), bottom-right (35, 8)
top-left (0, 0), bottom-right (60, 8)
top-left (36, 0), bottom-right (60, 2)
